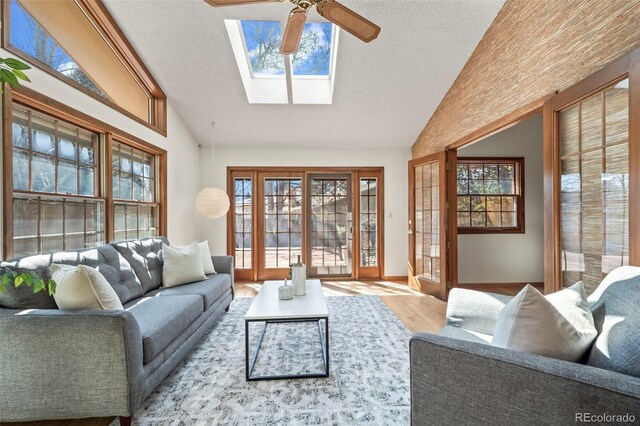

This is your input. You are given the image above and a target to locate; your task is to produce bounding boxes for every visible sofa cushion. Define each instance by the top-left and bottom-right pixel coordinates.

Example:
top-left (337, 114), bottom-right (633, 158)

top-left (147, 273), bottom-right (232, 310)
top-left (491, 283), bottom-right (597, 362)
top-left (51, 264), bottom-right (123, 310)
top-left (440, 325), bottom-right (492, 345)
top-left (1, 245), bottom-right (143, 306)
top-left (586, 266), bottom-right (640, 378)
top-left (112, 237), bottom-right (168, 293)
top-left (125, 294), bottom-right (203, 363)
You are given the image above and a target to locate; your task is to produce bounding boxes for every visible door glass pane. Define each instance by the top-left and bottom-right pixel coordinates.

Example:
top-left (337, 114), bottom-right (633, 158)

top-left (360, 178), bottom-right (377, 267)
top-left (309, 177), bottom-right (352, 276)
top-left (264, 178), bottom-right (302, 269)
top-left (415, 161), bottom-right (440, 282)
top-left (234, 177), bottom-right (253, 269)
top-left (559, 78), bottom-right (629, 294)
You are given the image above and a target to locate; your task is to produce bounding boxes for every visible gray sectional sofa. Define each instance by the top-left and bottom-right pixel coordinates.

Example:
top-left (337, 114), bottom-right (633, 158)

top-left (410, 266), bottom-right (640, 425)
top-left (0, 237), bottom-right (234, 425)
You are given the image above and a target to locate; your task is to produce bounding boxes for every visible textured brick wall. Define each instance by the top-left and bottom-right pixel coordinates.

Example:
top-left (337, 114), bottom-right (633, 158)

top-left (412, 0), bottom-right (640, 158)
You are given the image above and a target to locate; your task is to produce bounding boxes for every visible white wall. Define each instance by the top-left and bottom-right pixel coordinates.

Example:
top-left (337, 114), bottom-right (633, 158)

top-left (199, 147), bottom-right (411, 277)
top-left (457, 114), bottom-right (543, 283)
top-left (1, 48), bottom-right (202, 246)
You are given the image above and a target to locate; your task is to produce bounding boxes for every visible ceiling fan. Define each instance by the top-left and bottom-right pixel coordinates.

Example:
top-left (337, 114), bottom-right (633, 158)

top-left (204, 0), bottom-right (381, 55)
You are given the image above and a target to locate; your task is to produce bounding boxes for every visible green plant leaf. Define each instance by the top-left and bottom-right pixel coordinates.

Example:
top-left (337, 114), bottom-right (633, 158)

top-left (14, 275), bottom-right (24, 287)
top-left (24, 273), bottom-right (33, 286)
top-left (0, 69), bottom-right (19, 88)
top-left (48, 279), bottom-right (57, 296)
top-left (33, 279), bottom-right (45, 294)
top-left (1, 274), bottom-right (9, 285)
top-left (12, 69), bottom-right (30, 82)
top-left (3, 58), bottom-right (31, 70)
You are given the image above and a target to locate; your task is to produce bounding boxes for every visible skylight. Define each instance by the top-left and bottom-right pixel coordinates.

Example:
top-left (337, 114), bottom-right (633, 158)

top-left (226, 19), bottom-right (339, 104)
top-left (293, 22), bottom-right (333, 77)
top-left (240, 20), bottom-right (285, 77)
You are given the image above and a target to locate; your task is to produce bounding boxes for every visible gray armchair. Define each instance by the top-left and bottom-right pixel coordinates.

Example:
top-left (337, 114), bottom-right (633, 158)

top-left (410, 268), bottom-right (640, 425)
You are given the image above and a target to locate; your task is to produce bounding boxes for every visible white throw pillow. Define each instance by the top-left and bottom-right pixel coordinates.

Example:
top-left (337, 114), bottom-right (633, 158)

top-left (175, 241), bottom-right (216, 275)
top-left (491, 282), bottom-right (597, 361)
top-left (162, 242), bottom-right (206, 288)
top-left (50, 264), bottom-right (123, 310)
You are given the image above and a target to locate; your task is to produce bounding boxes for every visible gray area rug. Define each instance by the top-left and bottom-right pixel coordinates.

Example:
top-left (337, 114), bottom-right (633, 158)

top-left (121, 296), bottom-right (411, 425)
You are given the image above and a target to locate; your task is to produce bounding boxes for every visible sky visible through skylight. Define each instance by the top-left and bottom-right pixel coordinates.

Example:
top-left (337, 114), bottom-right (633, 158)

top-left (240, 20), bottom-right (333, 78)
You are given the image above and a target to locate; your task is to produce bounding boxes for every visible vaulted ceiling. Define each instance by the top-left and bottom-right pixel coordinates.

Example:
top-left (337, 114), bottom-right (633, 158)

top-left (103, 0), bottom-right (504, 148)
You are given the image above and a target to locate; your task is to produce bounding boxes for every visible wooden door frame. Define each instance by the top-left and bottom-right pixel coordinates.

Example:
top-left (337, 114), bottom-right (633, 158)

top-left (543, 48), bottom-right (640, 294)
top-left (408, 151), bottom-right (448, 300)
top-left (227, 166), bottom-right (385, 281)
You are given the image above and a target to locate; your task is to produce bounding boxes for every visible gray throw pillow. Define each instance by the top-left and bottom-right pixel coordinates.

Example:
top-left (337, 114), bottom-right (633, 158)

top-left (0, 266), bottom-right (57, 310)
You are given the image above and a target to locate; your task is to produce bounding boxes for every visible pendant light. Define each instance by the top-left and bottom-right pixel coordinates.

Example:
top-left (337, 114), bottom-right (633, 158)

top-left (196, 122), bottom-right (230, 219)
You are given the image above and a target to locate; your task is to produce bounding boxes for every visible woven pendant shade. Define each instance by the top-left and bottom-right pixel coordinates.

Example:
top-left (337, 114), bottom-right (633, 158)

top-left (196, 187), bottom-right (230, 219)
top-left (196, 122), bottom-right (230, 219)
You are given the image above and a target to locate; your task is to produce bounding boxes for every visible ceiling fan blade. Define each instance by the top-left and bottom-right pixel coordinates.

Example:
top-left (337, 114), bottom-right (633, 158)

top-left (204, 0), bottom-right (281, 7)
top-left (280, 9), bottom-right (307, 55)
top-left (316, 0), bottom-right (380, 43)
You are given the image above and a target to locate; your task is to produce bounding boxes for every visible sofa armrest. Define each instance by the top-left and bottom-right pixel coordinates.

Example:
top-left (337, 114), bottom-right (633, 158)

top-left (212, 255), bottom-right (234, 297)
top-left (0, 308), bottom-right (144, 421)
top-left (410, 333), bottom-right (640, 426)
top-left (445, 288), bottom-right (512, 335)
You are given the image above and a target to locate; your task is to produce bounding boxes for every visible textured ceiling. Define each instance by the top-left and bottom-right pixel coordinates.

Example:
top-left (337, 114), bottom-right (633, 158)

top-left (103, 0), bottom-right (504, 148)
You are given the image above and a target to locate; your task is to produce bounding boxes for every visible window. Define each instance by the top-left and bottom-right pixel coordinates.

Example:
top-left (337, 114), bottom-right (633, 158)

top-left (9, 0), bottom-right (106, 98)
top-left (559, 79), bottom-right (629, 292)
top-left (4, 89), bottom-right (168, 259)
top-left (225, 19), bottom-right (338, 104)
top-left (415, 161), bottom-right (441, 282)
top-left (233, 177), bottom-right (253, 269)
top-left (11, 104), bottom-right (105, 257)
top-left (3, 0), bottom-right (167, 133)
top-left (112, 142), bottom-right (158, 240)
top-left (456, 158), bottom-right (524, 233)
top-left (360, 178), bottom-right (378, 267)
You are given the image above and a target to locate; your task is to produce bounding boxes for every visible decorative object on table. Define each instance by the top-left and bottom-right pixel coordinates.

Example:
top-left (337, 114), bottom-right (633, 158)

top-left (278, 279), bottom-right (294, 300)
top-left (291, 255), bottom-right (307, 296)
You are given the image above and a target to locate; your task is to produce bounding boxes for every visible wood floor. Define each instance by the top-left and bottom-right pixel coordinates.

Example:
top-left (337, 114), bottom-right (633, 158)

top-left (5, 280), bottom-right (444, 426)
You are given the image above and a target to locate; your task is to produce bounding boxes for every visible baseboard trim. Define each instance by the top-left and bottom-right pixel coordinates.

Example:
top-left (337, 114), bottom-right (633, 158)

top-left (382, 276), bottom-right (409, 282)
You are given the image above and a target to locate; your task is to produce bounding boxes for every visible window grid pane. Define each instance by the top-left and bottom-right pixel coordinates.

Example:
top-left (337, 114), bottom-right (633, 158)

top-left (456, 159), bottom-right (521, 231)
top-left (234, 177), bottom-right (253, 269)
top-left (12, 105), bottom-right (98, 198)
top-left (112, 141), bottom-right (155, 203)
top-left (360, 178), bottom-right (377, 267)
top-left (12, 194), bottom-right (105, 257)
top-left (264, 178), bottom-right (302, 269)
top-left (415, 162), bottom-right (440, 282)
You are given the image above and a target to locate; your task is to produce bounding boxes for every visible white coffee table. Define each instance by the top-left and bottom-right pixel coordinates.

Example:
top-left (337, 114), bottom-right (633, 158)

top-left (244, 279), bottom-right (329, 381)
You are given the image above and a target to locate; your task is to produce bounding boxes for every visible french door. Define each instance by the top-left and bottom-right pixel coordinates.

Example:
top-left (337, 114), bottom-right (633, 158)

top-left (228, 167), bottom-right (383, 281)
top-left (308, 174), bottom-right (352, 277)
top-left (408, 152), bottom-right (452, 300)
top-left (544, 48), bottom-right (639, 294)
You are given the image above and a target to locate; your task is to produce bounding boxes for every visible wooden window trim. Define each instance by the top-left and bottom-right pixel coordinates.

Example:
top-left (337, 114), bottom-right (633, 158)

top-left (456, 157), bottom-right (525, 234)
top-left (1, 0), bottom-right (167, 136)
top-left (2, 84), bottom-right (167, 259)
